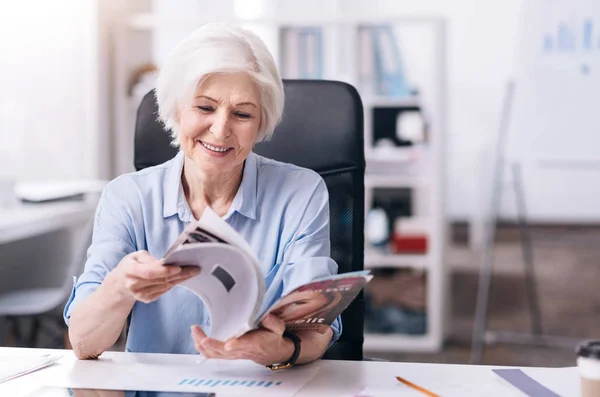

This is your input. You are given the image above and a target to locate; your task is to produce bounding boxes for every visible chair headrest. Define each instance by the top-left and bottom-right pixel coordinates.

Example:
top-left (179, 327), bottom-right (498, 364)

top-left (134, 80), bottom-right (365, 173)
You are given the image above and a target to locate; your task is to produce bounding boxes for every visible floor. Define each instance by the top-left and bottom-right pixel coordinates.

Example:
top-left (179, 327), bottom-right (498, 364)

top-left (9, 224), bottom-right (600, 368)
top-left (367, 224), bottom-right (600, 367)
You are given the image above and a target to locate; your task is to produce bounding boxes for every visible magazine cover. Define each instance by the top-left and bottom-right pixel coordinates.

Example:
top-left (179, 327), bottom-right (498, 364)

top-left (266, 272), bottom-right (373, 333)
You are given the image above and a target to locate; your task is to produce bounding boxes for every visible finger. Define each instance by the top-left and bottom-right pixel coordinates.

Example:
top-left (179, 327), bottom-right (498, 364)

top-left (130, 261), bottom-right (181, 281)
top-left (261, 314), bottom-right (286, 335)
top-left (191, 325), bottom-right (208, 340)
top-left (125, 266), bottom-right (197, 291)
top-left (191, 325), bottom-right (221, 353)
top-left (224, 337), bottom-right (240, 352)
top-left (167, 266), bottom-right (200, 283)
top-left (191, 326), bottom-right (231, 357)
top-left (223, 331), bottom-right (265, 358)
top-left (191, 326), bottom-right (213, 358)
top-left (135, 280), bottom-right (173, 296)
top-left (130, 250), bottom-right (161, 264)
top-left (193, 334), bottom-right (226, 359)
top-left (202, 336), bottom-right (228, 353)
top-left (194, 339), bottom-right (216, 359)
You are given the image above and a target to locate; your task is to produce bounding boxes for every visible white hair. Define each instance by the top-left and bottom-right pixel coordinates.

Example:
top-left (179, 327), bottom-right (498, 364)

top-left (155, 22), bottom-right (285, 147)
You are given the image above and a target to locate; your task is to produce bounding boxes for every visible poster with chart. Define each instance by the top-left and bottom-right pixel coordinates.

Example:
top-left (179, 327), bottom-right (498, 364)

top-left (507, 0), bottom-right (600, 162)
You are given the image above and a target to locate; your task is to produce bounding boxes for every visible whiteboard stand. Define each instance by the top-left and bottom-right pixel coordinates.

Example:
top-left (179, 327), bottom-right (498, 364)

top-left (470, 81), bottom-right (581, 364)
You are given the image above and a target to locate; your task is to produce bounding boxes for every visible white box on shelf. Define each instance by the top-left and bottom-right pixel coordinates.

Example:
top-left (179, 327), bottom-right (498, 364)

top-left (364, 246), bottom-right (429, 270)
top-left (362, 95), bottom-right (420, 108)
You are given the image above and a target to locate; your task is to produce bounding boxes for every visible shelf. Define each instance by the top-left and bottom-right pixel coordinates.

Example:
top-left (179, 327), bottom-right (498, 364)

top-left (364, 173), bottom-right (428, 188)
top-left (127, 13), bottom-right (445, 30)
top-left (362, 95), bottom-right (420, 108)
top-left (364, 247), bottom-right (429, 270)
top-left (365, 146), bottom-right (423, 164)
top-left (364, 333), bottom-right (441, 353)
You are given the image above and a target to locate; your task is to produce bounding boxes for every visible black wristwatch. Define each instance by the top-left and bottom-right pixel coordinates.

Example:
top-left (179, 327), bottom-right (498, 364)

top-left (266, 330), bottom-right (301, 370)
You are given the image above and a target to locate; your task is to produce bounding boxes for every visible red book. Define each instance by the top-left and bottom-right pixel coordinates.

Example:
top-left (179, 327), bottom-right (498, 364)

top-left (391, 234), bottom-right (428, 254)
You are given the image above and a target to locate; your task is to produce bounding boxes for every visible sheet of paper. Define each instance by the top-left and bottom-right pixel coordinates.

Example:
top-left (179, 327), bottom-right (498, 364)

top-left (493, 369), bottom-right (563, 397)
top-left (39, 355), bottom-right (319, 396)
top-left (0, 353), bottom-right (62, 384)
top-left (352, 366), bottom-right (578, 397)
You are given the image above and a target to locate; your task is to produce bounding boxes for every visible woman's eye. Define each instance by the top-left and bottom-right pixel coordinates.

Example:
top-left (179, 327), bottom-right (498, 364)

top-left (235, 112), bottom-right (252, 119)
top-left (197, 106), bottom-right (213, 112)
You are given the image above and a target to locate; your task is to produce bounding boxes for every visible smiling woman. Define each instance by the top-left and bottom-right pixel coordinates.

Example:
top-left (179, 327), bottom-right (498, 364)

top-left (65, 22), bottom-right (341, 370)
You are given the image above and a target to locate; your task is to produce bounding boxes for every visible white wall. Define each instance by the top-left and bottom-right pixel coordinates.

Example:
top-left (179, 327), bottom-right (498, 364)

top-left (0, 0), bottom-right (110, 182)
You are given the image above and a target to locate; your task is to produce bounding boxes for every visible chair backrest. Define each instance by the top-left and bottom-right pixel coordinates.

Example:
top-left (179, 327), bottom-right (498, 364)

top-left (134, 80), bottom-right (365, 360)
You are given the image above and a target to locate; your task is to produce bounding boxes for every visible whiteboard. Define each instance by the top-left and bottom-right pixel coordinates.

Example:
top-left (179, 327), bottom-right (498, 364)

top-left (507, 0), bottom-right (600, 162)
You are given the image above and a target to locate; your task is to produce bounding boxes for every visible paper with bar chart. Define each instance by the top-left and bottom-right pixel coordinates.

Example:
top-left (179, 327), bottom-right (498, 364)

top-left (37, 354), bottom-right (319, 396)
top-left (168, 358), bottom-right (319, 395)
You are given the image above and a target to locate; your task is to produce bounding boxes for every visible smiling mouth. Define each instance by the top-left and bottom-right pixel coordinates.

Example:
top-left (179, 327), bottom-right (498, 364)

top-left (199, 140), bottom-right (233, 153)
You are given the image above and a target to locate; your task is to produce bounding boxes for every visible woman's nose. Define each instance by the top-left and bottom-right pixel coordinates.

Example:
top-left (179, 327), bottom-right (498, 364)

top-left (209, 110), bottom-right (231, 140)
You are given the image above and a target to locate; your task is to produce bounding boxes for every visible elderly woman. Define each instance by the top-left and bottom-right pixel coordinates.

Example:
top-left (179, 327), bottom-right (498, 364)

top-left (64, 23), bottom-right (340, 369)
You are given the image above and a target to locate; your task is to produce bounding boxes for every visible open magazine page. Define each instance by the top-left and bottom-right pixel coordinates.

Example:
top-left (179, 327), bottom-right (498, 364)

top-left (164, 207), bottom-right (257, 261)
top-left (263, 271), bottom-right (373, 334)
top-left (161, 207), bottom-right (265, 341)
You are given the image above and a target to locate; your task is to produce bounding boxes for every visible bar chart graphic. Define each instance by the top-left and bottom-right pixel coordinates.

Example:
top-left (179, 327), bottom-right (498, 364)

top-left (542, 19), bottom-right (600, 53)
top-left (177, 377), bottom-right (283, 388)
top-left (169, 358), bottom-right (319, 394)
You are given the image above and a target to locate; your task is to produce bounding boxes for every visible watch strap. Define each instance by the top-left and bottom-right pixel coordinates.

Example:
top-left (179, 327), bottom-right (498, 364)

top-left (267, 330), bottom-right (301, 370)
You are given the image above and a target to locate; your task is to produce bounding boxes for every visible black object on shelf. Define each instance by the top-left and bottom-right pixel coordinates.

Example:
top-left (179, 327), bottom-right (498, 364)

top-left (371, 187), bottom-right (412, 238)
top-left (372, 105), bottom-right (421, 147)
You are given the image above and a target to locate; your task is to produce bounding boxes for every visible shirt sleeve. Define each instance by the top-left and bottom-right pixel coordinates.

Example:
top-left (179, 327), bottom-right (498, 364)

top-left (63, 178), bottom-right (138, 325)
top-left (279, 177), bottom-right (342, 344)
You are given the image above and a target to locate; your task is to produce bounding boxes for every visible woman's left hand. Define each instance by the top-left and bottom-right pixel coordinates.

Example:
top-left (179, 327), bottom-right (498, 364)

top-left (191, 314), bottom-right (295, 366)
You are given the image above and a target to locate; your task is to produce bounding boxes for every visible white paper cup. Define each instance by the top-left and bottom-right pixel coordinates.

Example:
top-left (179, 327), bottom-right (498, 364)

top-left (576, 341), bottom-right (600, 397)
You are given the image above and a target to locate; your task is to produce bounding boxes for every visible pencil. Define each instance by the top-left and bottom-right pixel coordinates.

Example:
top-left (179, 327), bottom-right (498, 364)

top-left (396, 376), bottom-right (441, 397)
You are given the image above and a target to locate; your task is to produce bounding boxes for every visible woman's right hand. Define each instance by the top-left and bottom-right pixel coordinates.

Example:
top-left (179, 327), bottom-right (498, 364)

top-left (111, 250), bottom-right (201, 304)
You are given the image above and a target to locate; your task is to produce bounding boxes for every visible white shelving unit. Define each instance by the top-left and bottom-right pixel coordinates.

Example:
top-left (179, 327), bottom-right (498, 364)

top-left (114, 2), bottom-right (448, 353)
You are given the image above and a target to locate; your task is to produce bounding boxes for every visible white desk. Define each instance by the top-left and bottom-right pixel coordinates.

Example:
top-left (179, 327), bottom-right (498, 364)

top-left (0, 200), bottom-right (97, 245)
top-left (0, 347), bottom-right (581, 396)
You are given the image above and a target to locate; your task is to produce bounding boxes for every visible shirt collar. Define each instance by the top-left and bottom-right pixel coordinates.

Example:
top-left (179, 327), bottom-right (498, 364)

top-left (163, 151), bottom-right (258, 221)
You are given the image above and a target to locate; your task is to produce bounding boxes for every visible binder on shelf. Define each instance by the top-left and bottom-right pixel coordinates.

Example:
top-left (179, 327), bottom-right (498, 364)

top-left (280, 27), bottom-right (323, 79)
top-left (358, 25), bottom-right (376, 95)
top-left (358, 24), bottom-right (414, 98)
top-left (373, 25), bottom-right (412, 97)
top-left (372, 25), bottom-right (412, 98)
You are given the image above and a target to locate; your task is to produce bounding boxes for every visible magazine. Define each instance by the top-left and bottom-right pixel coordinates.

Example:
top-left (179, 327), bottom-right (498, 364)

top-left (163, 207), bottom-right (372, 341)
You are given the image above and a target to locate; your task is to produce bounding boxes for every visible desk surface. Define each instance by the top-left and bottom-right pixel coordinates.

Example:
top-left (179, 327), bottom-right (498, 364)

top-left (0, 347), bottom-right (580, 397)
top-left (0, 199), bottom-right (97, 245)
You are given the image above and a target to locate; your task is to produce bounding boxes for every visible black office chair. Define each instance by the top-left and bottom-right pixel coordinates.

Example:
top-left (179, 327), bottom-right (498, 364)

top-left (134, 80), bottom-right (365, 361)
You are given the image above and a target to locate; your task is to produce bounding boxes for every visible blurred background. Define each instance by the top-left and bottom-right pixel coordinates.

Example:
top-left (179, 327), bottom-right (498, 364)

top-left (0, 0), bottom-right (598, 368)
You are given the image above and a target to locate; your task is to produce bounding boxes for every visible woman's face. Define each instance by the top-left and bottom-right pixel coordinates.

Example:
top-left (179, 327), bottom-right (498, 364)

top-left (178, 72), bottom-right (261, 174)
top-left (271, 290), bottom-right (331, 322)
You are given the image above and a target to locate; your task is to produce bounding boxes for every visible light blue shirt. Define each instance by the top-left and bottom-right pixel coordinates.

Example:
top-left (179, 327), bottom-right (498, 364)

top-left (64, 151), bottom-right (341, 354)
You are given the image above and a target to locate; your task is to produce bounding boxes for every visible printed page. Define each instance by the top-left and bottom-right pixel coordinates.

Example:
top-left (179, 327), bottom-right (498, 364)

top-left (263, 271), bottom-right (372, 333)
top-left (40, 355), bottom-right (319, 397)
top-left (164, 207), bottom-right (258, 264)
top-left (161, 207), bottom-right (265, 341)
top-left (0, 353), bottom-right (62, 384)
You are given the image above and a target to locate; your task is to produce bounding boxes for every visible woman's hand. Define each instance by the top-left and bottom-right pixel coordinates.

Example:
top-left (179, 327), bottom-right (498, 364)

top-left (112, 250), bottom-right (201, 304)
top-left (191, 314), bottom-right (295, 366)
